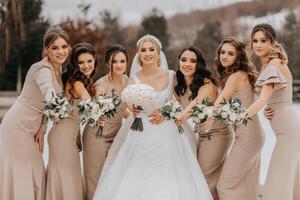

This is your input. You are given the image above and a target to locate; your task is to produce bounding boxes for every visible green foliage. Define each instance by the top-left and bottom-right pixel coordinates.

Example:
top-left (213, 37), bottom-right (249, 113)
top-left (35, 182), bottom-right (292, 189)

top-left (100, 10), bottom-right (124, 44)
top-left (280, 11), bottom-right (300, 79)
top-left (193, 20), bottom-right (223, 71)
top-left (139, 8), bottom-right (169, 49)
top-left (0, 0), bottom-right (49, 90)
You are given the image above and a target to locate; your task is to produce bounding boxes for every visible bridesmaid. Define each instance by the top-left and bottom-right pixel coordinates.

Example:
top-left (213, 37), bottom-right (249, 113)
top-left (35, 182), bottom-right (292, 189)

top-left (174, 46), bottom-right (233, 200)
top-left (246, 23), bottom-right (300, 200)
top-left (45, 42), bottom-right (96, 200)
top-left (212, 37), bottom-right (264, 200)
top-left (0, 26), bottom-right (70, 200)
top-left (82, 44), bottom-right (129, 200)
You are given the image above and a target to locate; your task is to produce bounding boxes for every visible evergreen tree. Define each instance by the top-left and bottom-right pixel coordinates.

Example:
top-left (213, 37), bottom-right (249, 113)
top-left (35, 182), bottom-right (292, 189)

top-left (193, 20), bottom-right (223, 71)
top-left (281, 11), bottom-right (300, 79)
top-left (100, 10), bottom-right (124, 45)
top-left (139, 8), bottom-right (169, 49)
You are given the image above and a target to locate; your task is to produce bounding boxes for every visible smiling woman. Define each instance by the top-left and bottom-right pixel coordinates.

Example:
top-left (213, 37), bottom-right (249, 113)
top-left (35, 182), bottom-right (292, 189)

top-left (0, 26), bottom-right (71, 200)
top-left (45, 42), bottom-right (97, 200)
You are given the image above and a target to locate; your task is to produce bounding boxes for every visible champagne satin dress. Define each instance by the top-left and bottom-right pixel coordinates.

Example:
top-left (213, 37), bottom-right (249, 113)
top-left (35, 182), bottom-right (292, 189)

top-left (178, 83), bottom-right (234, 200)
top-left (45, 99), bottom-right (84, 200)
top-left (256, 65), bottom-right (300, 200)
top-left (217, 83), bottom-right (264, 200)
top-left (0, 57), bottom-right (60, 200)
top-left (83, 75), bottom-right (127, 200)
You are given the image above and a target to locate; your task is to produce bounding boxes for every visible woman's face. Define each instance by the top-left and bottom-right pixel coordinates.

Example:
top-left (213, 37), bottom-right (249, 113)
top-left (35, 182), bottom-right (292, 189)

top-left (109, 52), bottom-right (127, 76)
top-left (219, 43), bottom-right (237, 68)
top-left (46, 37), bottom-right (70, 66)
top-left (179, 50), bottom-right (197, 77)
top-left (77, 53), bottom-right (95, 77)
top-left (139, 41), bottom-right (159, 66)
top-left (252, 31), bottom-right (272, 58)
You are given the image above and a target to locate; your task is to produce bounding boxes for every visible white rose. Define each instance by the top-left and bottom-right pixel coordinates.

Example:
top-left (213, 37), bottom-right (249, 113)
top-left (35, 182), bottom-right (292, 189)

top-left (193, 117), bottom-right (200, 123)
top-left (222, 104), bottom-right (230, 112)
top-left (198, 113), bottom-right (205, 120)
top-left (229, 113), bottom-right (237, 122)
top-left (221, 112), bottom-right (228, 119)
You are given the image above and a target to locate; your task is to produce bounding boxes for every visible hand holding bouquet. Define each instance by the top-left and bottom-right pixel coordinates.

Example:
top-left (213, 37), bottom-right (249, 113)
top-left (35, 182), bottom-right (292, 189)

top-left (78, 89), bottom-right (121, 137)
top-left (78, 98), bottom-right (103, 133)
top-left (121, 84), bottom-right (158, 132)
top-left (95, 89), bottom-right (121, 136)
top-left (160, 98), bottom-right (184, 134)
top-left (190, 98), bottom-right (214, 139)
top-left (214, 96), bottom-right (251, 131)
top-left (43, 92), bottom-right (70, 124)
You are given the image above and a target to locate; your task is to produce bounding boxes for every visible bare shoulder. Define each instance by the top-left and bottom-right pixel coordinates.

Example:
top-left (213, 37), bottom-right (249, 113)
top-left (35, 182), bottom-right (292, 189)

top-left (198, 80), bottom-right (217, 96)
top-left (126, 77), bottom-right (136, 86)
top-left (74, 81), bottom-right (85, 92)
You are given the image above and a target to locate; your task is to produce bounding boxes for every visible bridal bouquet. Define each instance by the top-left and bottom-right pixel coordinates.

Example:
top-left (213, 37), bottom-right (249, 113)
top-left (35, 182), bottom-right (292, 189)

top-left (160, 98), bottom-right (184, 133)
top-left (190, 98), bottom-right (214, 138)
top-left (95, 89), bottom-right (121, 136)
top-left (78, 98), bottom-right (103, 131)
top-left (78, 89), bottom-right (121, 137)
top-left (214, 96), bottom-right (251, 131)
top-left (121, 84), bottom-right (158, 132)
top-left (43, 92), bottom-right (70, 123)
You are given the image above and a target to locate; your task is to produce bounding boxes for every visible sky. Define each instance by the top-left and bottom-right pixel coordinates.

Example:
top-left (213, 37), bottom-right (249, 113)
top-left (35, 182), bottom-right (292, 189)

top-left (42, 0), bottom-right (251, 25)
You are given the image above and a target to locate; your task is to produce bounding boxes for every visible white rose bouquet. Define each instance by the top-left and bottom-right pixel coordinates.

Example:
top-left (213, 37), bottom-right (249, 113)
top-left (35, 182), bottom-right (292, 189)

top-left (78, 98), bottom-right (103, 135)
top-left (159, 98), bottom-right (184, 134)
top-left (95, 89), bottom-right (121, 136)
top-left (190, 98), bottom-right (214, 139)
top-left (121, 84), bottom-right (158, 132)
top-left (43, 92), bottom-right (70, 124)
top-left (214, 96), bottom-right (251, 131)
top-left (78, 89), bottom-right (121, 137)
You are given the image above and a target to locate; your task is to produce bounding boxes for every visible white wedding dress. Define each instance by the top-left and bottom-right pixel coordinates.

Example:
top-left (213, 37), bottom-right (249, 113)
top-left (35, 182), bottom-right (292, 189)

top-left (93, 71), bottom-right (213, 200)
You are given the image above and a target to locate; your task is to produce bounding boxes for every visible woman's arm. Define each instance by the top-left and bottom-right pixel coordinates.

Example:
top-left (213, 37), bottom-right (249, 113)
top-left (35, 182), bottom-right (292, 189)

top-left (246, 84), bottom-right (274, 117)
top-left (179, 83), bottom-right (216, 122)
top-left (73, 81), bottom-right (91, 100)
top-left (35, 66), bottom-right (56, 101)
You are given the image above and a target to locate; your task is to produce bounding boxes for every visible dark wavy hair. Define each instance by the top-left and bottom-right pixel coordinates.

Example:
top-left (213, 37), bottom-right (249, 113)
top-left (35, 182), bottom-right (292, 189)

top-left (174, 46), bottom-right (215, 100)
top-left (250, 23), bottom-right (288, 64)
top-left (104, 44), bottom-right (128, 78)
top-left (215, 37), bottom-right (257, 89)
top-left (62, 42), bottom-right (97, 99)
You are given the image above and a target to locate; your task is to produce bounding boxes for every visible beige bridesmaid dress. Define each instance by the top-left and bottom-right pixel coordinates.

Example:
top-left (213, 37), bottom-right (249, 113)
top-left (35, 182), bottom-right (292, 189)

top-left (256, 65), bottom-right (300, 200)
top-left (179, 89), bottom-right (234, 200)
top-left (0, 57), bottom-right (60, 200)
top-left (83, 75), bottom-right (127, 200)
top-left (45, 99), bottom-right (84, 200)
top-left (217, 83), bottom-right (265, 200)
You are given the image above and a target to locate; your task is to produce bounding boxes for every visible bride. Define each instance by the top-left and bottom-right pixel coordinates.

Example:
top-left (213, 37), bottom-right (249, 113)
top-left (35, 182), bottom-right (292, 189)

top-left (93, 35), bottom-right (213, 200)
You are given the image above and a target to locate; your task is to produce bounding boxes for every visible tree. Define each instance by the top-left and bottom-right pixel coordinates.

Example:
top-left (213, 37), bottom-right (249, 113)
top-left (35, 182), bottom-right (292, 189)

top-left (193, 20), bottom-right (223, 71)
top-left (59, 5), bottom-right (108, 79)
top-left (280, 11), bottom-right (300, 79)
top-left (138, 8), bottom-right (169, 49)
top-left (0, 0), bottom-right (49, 91)
top-left (100, 10), bottom-right (124, 45)
top-left (0, 0), bottom-right (26, 72)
